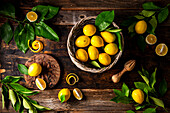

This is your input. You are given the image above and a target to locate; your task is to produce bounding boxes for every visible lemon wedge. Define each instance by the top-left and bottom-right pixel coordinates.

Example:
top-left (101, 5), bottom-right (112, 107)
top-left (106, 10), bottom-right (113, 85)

top-left (35, 78), bottom-right (46, 90)
top-left (73, 88), bottom-right (83, 100)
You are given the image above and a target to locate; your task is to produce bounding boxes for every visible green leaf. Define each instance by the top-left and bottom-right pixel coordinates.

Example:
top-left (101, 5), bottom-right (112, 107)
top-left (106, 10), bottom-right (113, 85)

top-left (128, 22), bottom-right (136, 33)
top-left (137, 36), bottom-right (146, 52)
top-left (138, 71), bottom-right (149, 86)
top-left (126, 110), bottom-right (135, 113)
top-left (19, 105), bottom-right (24, 113)
top-left (149, 16), bottom-right (157, 33)
top-left (115, 32), bottom-right (122, 51)
top-left (23, 98), bottom-right (32, 109)
top-left (150, 68), bottom-right (157, 88)
top-left (0, 22), bottom-right (13, 44)
top-left (105, 28), bottom-right (122, 33)
top-left (19, 91), bottom-right (39, 96)
top-left (111, 96), bottom-right (131, 104)
top-left (1, 76), bottom-right (22, 83)
top-left (113, 89), bottom-right (122, 96)
top-left (146, 23), bottom-right (153, 34)
top-left (134, 82), bottom-right (151, 91)
top-left (45, 6), bottom-right (59, 20)
top-left (14, 94), bottom-right (21, 112)
top-left (158, 7), bottom-right (169, 23)
top-left (121, 17), bottom-right (137, 27)
top-left (29, 107), bottom-right (38, 113)
top-left (134, 15), bottom-right (145, 19)
top-left (34, 21), bottom-right (59, 41)
top-left (9, 89), bottom-right (16, 107)
top-left (142, 67), bottom-right (149, 79)
top-left (122, 83), bottom-right (130, 97)
top-left (32, 5), bottom-right (48, 21)
top-left (60, 95), bottom-right (65, 103)
top-left (32, 103), bottom-right (51, 110)
top-left (90, 61), bottom-right (101, 68)
top-left (0, 3), bottom-right (15, 18)
top-left (144, 88), bottom-right (150, 103)
top-left (95, 10), bottom-right (114, 31)
top-left (141, 10), bottom-right (155, 17)
top-left (135, 104), bottom-right (147, 110)
top-left (143, 108), bottom-right (156, 113)
top-left (18, 64), bottom-right (28, 75)
top-left (142, 2), bottom-right (161, 10)
top-left (159, 78), bottom-right (167, 97)
top-left (149, 96), bottom-right (164, 108)
top-left (9, 83), bottom-right (33, 93)
top-left (1, 85), bottom-right (8, 109)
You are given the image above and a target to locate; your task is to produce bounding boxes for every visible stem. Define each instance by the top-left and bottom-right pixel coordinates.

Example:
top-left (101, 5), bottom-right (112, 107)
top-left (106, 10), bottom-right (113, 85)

top-left (0, 16), bottom-right (23, 23)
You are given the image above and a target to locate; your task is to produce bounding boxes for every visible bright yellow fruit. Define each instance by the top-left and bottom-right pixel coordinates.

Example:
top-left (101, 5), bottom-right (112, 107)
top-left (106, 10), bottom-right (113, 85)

top-left (83, 24), bottom-right (96, 36)
top-left (101, 31), bottom-right (116, 43)
top-left (58, 88), bottom-right (71, 103)
top-left (88, 46), bottom-right (99, 60)
top-left (132, 89), bottom-right (144, 104)
top-left (135, 20), bottom-right (147, 34)
top-left (104, 43), bottom-right (118, 55)
top-left (75, 35), bottom-right (90, 47)
top-left (73, 88), bottom-right (83, 100)
top-left (75, 49), bottom-right (88, 62)
top-left (98, 53), bottom-right (111, 66)
top-left (91, 36), bottom-right (104, 47)
top-left (35, 78), bottom-right (46, 90)
top-left (155, 43), bottom-right (168, 56)
top-left (26, 11), bottom-right (38, 22)
top-left (28, 63), bottom-right (42, 76)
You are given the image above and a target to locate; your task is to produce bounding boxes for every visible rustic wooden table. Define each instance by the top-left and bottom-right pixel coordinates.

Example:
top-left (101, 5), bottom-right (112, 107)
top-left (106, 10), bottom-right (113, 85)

top-left (0, 0), bottom-right (169, 113)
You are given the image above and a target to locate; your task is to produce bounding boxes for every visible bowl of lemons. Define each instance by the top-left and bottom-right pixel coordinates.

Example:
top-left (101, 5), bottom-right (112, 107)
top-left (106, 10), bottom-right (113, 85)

top-left (67, 16), bottom-right (124, 73)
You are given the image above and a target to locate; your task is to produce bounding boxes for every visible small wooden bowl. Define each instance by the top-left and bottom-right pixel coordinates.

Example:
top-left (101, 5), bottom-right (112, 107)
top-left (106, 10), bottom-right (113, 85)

top-left (67, 16), bottom-right (124, 73)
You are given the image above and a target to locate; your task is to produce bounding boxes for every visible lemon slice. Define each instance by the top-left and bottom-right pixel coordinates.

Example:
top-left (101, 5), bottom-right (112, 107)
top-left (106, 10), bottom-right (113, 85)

top-left (28, 40), bottom-right (43, 53)
top-left (26, 11), bottom-right (38, 22)
top-left (146, 34), bottom-right (157, 45)
top-left (155, 43), bottom-right (168, 56)
top-left (35, 78), bottom-right (46, 90)
top-left (73, 88), bottom-right (83, 100)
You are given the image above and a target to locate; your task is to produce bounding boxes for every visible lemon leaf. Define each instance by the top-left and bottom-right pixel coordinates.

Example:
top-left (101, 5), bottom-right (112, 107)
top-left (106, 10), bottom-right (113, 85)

top-left (159, 78), bottom-right (167, 97)
top-left (60, 95), bottom-right (65, 103)
top-left (140, 10), bottom-right (156, 17)
top-left (150, 68), bottom-right (157, 88)
top-left (142, 2), bottom-right (161, 10)
top-left (149, 16), bottom-right (157, 34)
top-left (32, 5), bottom-right (48, 21)
top-left (158, 7), bottom-right (169, 23)
top-left (9, 89), bottom-right (16, 107)
top-left (122, 83), bottom-right (130, 97)
top-left (143, 107), bottom-right (157, 113)
top-left (1, 76), bottom-right (23, 83)
top-left (45, 6), bottom-right (59, 20)
top-left (128, 22), bottom-right (136, 33)
top-left (32, 103), bottom-right (51, 110)
top-left (134, 15), bottom-right (145, 19)
top-left (23, 98), bottom-right (32, 109)
top-left (9, 83), bottom-right (33, 93)
top-left (0, 2), bottom-right (15, 18)
top-left (149, 96), bottom-right (165, 108)
top-left (113, 89), bottom-right (122, 96)
top-left (126, 110), bottom-right (135, 113)
top-left (138, 71), bottom-right (149, 86)
top-left (18, 64), bottom-right (28, 75)
top-left (1, 85), bottom-right (8, 109)
top-left (90, 61), bottom-right (101, 68)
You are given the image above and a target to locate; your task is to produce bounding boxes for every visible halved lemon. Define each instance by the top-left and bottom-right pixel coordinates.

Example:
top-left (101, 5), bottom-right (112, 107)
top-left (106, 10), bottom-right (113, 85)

top-left (26, 11), bottom-right (38, 22)
top-left (155, 43), bottom-right (168, 56)
top-left (146, 34), bottom-right (157, 45)
top-left (73, 88), bottom-right (83, 100)
top-left (28, 40), bottom-right (43, 53)
top-left (35, 78), bottom-right (46, 90)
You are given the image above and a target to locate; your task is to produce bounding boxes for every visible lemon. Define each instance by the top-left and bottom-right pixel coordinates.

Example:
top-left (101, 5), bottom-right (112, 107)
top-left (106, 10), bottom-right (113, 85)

top-left (146, 34), bottom-right (157, 45)
top-left (73, 88), bottom-right (83, 100)
top-left (75, 35), bottom-right (90, 47)
top-left (28, 63), bottom-right (42, 76)
top-left (98, 53), bottom-right (111, 66)
top-left (26, 11), bottom-right (38, 22)
top-left (58, 88), bottom-right (71, 103)
top-left (104, 43), bottom-right (118, 55)
top-left (101, 31), bottom-right (116, 43)
top-left (155, 43), bottom-right (168, 56)
top-left (75, 49), bottom-right (88, 62)
top-left (83, 24), bottom-right (96, 36)
top-left (88, 46), bottom-right (99, 60)
top-left (35, 78), bottom-right (46, 90)
top-left (132, 89), bottom-right (144, 104)
top-left (91, 36), bottom-right (104, 47)
top-left (135, 20), bottom-right (147, 34)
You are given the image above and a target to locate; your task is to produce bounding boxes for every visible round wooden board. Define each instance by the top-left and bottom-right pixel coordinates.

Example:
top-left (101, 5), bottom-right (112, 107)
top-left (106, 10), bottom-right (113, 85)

top-left (24, 54), bottom-right (60, 89)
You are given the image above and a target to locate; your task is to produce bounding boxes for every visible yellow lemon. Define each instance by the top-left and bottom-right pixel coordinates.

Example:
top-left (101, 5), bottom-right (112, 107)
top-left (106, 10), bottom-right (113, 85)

top-left (132, 89), bottom-right (144, 104)
top-left (73, 88), bottom-right (83, 100)
top-left (26, 11), bottom-right (38, 22)
top-left (135, 20), bottom-right (147, 34)
top-left (88, 46), bottom-right (99, 60)
top-left (28, 63), bottom-right (42, 76)
top-left (83, 24), bottom-right (96, 36)
top-left (104, 43), bottom-right (118, 55)
top-left (91, 36), bottom-right (104, 47)
top-left (58, 88), bottom-right (71, 103)
top-left (145, 34), bottom-right (157, 45)
top-left (35, 78), bottom-right (46, 90)
top-left (101, 31), bottom-right (116, 43)
top-left (75, 35), bottom-right (90, 47)
top-left (155, 43), bottom-right (168, 56)
top-left (75, 49), bottom-right (88, 62)
top-left (98, 53), bottom-right (111, 66)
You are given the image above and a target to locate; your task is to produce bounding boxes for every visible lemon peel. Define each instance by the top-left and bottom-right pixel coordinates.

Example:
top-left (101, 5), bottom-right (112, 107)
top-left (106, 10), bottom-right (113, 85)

top-left (28, 40), bottom-right (43, 53)
top-left (66, 73), bottom-right (79, 85)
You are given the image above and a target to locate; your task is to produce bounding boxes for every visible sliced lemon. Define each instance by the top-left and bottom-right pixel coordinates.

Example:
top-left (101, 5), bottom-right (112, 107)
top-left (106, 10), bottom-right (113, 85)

top-left (28, 40), bottom-right (43, 53)
top-left (66, 73), bottom-right (79, 85)
top-left (26, 11), bottom-right (38, 22)
top-left (155, 43), bottom-right (168, 56)
top-left (35, 78), bottom-right (46, 90)
top-left (73, 88), bottom-right (83, 100)
top-left (146, 34), bottom-right (157, 45)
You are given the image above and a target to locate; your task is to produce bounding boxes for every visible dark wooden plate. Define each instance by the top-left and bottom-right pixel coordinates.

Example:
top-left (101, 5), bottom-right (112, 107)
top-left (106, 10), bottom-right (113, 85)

top-left (24, 54), bottom-right (60, 89)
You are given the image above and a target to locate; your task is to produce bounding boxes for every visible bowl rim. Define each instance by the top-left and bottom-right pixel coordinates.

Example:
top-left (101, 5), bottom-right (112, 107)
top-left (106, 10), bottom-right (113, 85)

top-left (67, 16), bottom-right (124, 73)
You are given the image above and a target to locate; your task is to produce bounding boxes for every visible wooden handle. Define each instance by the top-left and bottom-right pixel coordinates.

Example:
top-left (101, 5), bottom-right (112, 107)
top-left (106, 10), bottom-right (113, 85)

top-left (112, 68), bottom-right (127, 83)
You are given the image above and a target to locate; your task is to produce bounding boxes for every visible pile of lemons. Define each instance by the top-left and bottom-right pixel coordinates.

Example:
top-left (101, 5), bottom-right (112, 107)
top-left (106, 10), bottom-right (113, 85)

top-left (75, 24), bottom-right (119, 66)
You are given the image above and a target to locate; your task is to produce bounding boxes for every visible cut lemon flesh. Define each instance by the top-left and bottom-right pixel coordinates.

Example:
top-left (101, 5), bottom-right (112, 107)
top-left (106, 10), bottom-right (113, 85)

top-left (28, 40), bottom-right (43, 53)
top-left (73, 88), bottom-right (83, 100)
top-left (35, 78), bottom-right (46, 90)
top-left (146, 34), bottom-right (157, 45)
top-left (26, 11), bottom-right (38, 22)
top-left (155, 43), bottom-right (168, 56)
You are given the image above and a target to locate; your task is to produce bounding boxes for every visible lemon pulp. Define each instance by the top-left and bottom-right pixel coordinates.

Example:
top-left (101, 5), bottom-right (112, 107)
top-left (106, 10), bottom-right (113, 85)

top-left (146, 34), bottom-right (157, 45)
top-left (155, 43), bottom-right (168, 56)
top-left (73, 88), bottom-right (83, 100)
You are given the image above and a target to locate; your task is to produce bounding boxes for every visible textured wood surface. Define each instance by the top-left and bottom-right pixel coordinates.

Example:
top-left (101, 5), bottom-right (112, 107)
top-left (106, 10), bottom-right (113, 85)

top-left (0, 0), bottom-right (170, 112)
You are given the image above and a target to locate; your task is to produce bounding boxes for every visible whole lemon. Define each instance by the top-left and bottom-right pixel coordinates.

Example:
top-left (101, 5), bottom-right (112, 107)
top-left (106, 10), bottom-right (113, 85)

top-left (98, 53), bottom-right (111, 66)
top-left (28, 63), bottom-right (42, 76)
top-left (75, 49), bottom-right (88, 62)
top-left (101, 31), bottom-right (116, 43)
top-left (91, 36), bottom-right (104, 47)
top-left (58, 88), bottom-right (71, 103)
top-left (132, 89), bottom-right (144, 104)
top-left (135, 20), bottom-right (147, 34)
top-left (88, 46), bottom-right (99, 60)
top-left (104, 43), bottom-right (118, 55)
top-left (83, 24), bottom-right (96, 36)
top-left (75, 35), bottom-right (90, 47)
